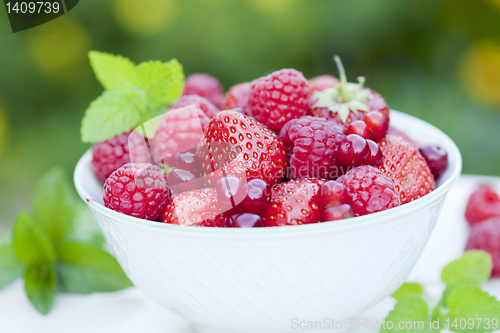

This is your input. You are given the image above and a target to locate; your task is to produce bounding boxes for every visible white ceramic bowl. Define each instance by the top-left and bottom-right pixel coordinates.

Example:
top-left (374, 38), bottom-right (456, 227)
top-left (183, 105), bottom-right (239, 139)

top-left (74, 111), bottom-right (461, 333)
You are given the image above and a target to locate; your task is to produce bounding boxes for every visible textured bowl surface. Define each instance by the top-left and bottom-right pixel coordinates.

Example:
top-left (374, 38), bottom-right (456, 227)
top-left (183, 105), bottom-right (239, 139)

top-left (74, 111), bottom-right (461, 333)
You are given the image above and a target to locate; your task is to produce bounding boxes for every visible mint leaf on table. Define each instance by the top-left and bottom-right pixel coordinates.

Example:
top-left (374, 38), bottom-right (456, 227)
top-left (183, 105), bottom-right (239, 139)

top-left (81, 51), bottom-right (185, 143)
top-left (381, 295), bottom-right (436, 332)
top-left (56, 241), bottom-right (132, 293)
top-left (24, 263), bottom-right (56, 315)
top-left (12, 212), bottom-right (55, 264)
top-left (88, 51), bottom-right (137, 91)
top-left (446, 287), bottom-right (500, 333)
top-left (81, 90), bottom-right (145, 143)
top-left (392, 283), bottom-right (424, 301)
top-left (0, 243), bottom-right (24, 290)
top-left (31, 167), bottom-right (78, 243)
top-left (441, 250), bottom-right (492, 289)
top-left (136, 59), bottom-right (184, 109)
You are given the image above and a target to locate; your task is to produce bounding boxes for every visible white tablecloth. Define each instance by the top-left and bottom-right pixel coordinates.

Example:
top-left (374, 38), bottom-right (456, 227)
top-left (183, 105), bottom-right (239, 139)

top-left (1, 175), bottom-right (500, 333)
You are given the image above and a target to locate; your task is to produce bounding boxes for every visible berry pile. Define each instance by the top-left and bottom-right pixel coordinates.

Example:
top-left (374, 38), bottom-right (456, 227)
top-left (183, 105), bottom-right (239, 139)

top-left (92, 61), bottom-right (448, 228)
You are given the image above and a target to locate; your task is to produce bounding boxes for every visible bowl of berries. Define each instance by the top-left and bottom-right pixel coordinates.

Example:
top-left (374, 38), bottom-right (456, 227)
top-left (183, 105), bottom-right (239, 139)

top-left (74, 57), bottom-right (461, 333)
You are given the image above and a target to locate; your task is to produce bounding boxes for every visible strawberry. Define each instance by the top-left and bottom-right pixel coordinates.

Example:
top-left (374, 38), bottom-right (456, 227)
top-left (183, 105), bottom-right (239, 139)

top-left (162, 188), bottom-right (227, 227)
top-left (263, 178), bottom-right (324, 226)
top-left (309, 56), bottom-right (389, 131)
top-left (308, 75), bottom-right (340, 93)
top-left (378, 135), bottom-right (435, 204)
top-left (198, 110), bottom-right (287, 187)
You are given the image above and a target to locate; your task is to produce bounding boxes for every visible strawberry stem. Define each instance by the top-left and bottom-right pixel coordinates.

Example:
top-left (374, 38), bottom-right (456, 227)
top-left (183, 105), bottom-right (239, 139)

top-left (334, 55), bottom-right (348, 102)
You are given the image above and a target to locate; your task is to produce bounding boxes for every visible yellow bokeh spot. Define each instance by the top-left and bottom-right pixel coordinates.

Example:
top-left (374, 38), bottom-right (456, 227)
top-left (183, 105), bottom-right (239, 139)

top-left (114, 0), bottom-right (179, 37)
top-left (460, 42), bottom-right (500, 106)
top-left (27, 17), bottom-right (91, 83)
top-left (487, 0), bottom-right (500, 10)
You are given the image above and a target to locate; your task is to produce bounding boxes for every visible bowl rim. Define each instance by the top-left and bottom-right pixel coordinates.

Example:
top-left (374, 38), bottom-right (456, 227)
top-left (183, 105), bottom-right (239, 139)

top-left (74, 110), bottom-right (462, 235)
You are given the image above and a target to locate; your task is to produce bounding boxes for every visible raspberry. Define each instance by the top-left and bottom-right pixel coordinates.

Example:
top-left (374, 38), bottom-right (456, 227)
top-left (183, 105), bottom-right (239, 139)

top-left (92, 131), bottom-right (131, 183)
top-left (222, 82), bottom-right (251, 114)
top-left (465, 218), bottom-right (500, 276)
top-left (171, 94), bottom-right (220, 119)
top-left (104, 163), bottom-right (170, 221)
top-left (163, 188), bottom-right (227, 227)
top-left (337, 165), bottom-right (400, 216)
top-left (248, 69), bottom-right (311, 132)
top-left (183, 73), bottom-right (226, 109)
top-left (465, 185), bottom-right (500, 226)
top-left (279, 116), bottom-right (345, 180)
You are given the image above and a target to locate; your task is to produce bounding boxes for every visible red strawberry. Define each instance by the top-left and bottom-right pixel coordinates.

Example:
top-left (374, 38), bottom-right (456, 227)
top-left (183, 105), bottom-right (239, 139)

top-left (309, 57), bottom-right (389, 131)
top-left (465, 185), bottom-right (500, 226)
top-left (308, 75), bottom-right (339, 93)
top-left (222, 82), bottom-right (251, 114)
top-left (248, 69), bottom-right (311, 132)
top-left (337, 165), bottom-right (400, 216)
top-left (264, 178), bottom-right (324, 226)
top-left (378, 135), bottom-right (435, 204)
top-left (153, 104), bottom-right (209, 166)
top-left (279, 116), bottom-right (345, 180)
top-left (183, 73), bottom-right (225, 109)
top-left (198, 110), bottom-right (287, 187)
top-left (171, 94), bottom-right (220, 119)
top-left (163, 188), bottom-right (227, 227)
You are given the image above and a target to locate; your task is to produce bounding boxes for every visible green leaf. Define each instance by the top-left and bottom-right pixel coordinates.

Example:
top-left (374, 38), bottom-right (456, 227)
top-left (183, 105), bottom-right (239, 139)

top-left (12, 212), bottom-right (55, 264)
top-left (0, 243), bottom-right (24, 290)
top-left (381, 295), bottom-right (434, 332)
top-left (56, 241), bottom-right (132, 293)
top-left (24, 263), bottom-right (56, 315)
top-left (136, 58), bottom-right (184, 109)
top-left (392, 283), bottom-right (425, 301)
top-left (446, 287), bottom-right (500, 333)
top-left (441, 251), bottom-right (493, 289)
top-left (81, 90), bottom-right (145, 143)
top-left (31, 167), bottom-right (78, 243)
top-left (88, 51), bottom-right (137, 91)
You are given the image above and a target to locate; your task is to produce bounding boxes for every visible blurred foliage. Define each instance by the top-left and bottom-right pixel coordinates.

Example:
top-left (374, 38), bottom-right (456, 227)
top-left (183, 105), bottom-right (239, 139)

top-left (1, 0), bottom-right (500, 228)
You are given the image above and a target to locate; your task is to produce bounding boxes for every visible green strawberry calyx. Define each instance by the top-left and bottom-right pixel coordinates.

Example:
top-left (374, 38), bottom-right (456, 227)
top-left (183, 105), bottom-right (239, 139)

top-left (312, 55), bottom-right (373, 123)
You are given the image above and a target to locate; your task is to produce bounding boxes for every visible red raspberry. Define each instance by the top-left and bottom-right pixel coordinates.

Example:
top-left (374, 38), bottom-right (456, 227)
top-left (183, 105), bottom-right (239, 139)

top-left (279, 116), bottom-right (345, 180)
top-left (222, 82), bottom-right (251, 114)
top-left (248, 69), bottom-right (311, 132)
top-left (183, 73), bottom-right (225, 109)
top-left (171, 94), bottom-right (220, 119)
top-left (153, 104), bottom-right (209, 166)
top-left (465, 218), bottom-right (500, 276)
top-left (378, 135), bottom-right (435, 204)
top-left (308, 75), bottom-right (339, 93)
top-left (104, 163), bottom-right (170, 221)
top-left (163, 188), bottom-right (227, 227)
top-left (337, 165), bottom-right (400, 216)
top-left (264, 178), bottom-right (324, 226)
top-left (465, 185), bottom-right (500, 226)
top-left (92, 132), bottom-right (131, 183)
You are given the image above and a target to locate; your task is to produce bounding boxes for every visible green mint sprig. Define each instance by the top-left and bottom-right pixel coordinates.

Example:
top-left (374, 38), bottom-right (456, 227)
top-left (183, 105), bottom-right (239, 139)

top-left (81, 51), bottom-right (184, 143)
top-left (382, 251), bottom-right (500, 333)
top-left (0, 167), bottom-right (132, 315)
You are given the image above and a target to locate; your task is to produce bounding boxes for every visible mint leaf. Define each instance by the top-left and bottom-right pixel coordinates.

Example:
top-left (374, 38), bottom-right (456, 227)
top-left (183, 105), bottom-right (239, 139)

top-left (446, 287), bottom-right (500, 333)
top-left (12, 212), bottom-right (55, 264)
top-left (441, 251), bottom-right (493, 289)
top-left (392, 283), bottom-right (424, 301)
top-left (24, 263), bottom-right (56, 315)
top-left (56, 241), bottom-right (132, 293)
top-left (381, 295), bottom-right (434, 332)
top-left (88, 51), bottom-right (137, 91)
top-left (136, 59), bottom-right (184, 109)
top-left (31, 167), bottom-right (77, 243)
top-left (0, 243), bottom-right (24, 290)
top-left (81, 90), bottom-right (145, 143)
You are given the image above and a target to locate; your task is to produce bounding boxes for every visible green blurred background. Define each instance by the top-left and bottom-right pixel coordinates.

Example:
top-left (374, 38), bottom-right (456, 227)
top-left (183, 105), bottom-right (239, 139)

top-left (1, 0), bottom-right (500, 230)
